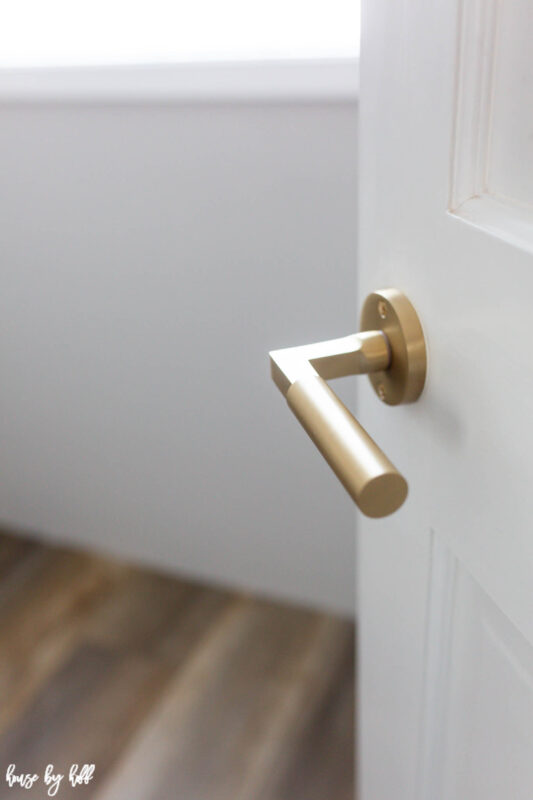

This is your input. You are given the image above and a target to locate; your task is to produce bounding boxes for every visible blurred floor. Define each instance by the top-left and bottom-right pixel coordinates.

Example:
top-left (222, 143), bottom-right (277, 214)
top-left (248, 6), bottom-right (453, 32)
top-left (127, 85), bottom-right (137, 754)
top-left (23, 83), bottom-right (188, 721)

top-left (0, 531), bottom-right (354, 799)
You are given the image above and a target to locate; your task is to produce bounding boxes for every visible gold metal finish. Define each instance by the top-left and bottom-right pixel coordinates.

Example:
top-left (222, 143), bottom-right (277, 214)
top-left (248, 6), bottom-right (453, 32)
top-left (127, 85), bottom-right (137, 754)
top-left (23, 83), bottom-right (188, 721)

top-left (269, 288), bottom-right (426, 518)
top-left (360, 288), bottom-right (426, 405)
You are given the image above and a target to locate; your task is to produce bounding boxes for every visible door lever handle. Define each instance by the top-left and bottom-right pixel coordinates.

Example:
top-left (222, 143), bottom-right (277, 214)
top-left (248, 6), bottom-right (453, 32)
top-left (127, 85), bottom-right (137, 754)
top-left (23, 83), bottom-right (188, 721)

top-left (269, 289), bottom-right (426, 518)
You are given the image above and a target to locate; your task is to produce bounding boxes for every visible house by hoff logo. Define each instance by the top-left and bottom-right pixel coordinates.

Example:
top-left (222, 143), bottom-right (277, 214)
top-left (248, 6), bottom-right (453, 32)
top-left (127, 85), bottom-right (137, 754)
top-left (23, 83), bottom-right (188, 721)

top-left (6, 764), bottom-right (95, 796)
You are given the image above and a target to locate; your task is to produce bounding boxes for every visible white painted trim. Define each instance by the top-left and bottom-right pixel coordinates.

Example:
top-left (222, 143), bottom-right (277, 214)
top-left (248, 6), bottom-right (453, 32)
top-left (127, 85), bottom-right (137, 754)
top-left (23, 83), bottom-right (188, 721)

top-left (449, 0), bottom-right (499, 211)
top-left (452, 193), bottom-right (533, 256)
top-left (417, 533), bottom-right (457, 800)
top-left (0, 59), bottom-right (359, 104)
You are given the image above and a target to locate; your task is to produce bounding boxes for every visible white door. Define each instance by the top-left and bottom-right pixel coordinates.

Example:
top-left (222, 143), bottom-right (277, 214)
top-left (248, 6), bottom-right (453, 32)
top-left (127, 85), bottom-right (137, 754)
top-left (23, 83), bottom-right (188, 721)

top-left (358, 1), bottom-right (533, 799)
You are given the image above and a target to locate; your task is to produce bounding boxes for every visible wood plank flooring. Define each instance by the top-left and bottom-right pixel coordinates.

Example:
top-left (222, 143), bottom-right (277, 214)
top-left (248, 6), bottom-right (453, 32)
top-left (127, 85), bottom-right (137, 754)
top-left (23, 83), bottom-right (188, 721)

top-left (0, 531), bottom-right (354, 799)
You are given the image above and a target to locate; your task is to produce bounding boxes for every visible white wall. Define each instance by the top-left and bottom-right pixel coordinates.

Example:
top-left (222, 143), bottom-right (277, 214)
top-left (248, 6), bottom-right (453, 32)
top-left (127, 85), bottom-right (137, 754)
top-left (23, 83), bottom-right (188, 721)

top-left (0, 86), bottom-right (358, 613)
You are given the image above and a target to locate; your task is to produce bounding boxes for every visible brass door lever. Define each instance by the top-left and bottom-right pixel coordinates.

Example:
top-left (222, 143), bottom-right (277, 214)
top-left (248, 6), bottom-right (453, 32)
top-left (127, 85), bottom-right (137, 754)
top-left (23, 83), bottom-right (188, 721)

top-left (269, 289), bottom-right (426, 518)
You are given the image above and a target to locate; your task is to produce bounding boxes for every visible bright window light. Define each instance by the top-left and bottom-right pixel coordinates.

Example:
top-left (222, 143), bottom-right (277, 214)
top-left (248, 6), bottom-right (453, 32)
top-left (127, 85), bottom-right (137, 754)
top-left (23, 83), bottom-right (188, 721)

top-left (0, 0), bottom-right (360, 68)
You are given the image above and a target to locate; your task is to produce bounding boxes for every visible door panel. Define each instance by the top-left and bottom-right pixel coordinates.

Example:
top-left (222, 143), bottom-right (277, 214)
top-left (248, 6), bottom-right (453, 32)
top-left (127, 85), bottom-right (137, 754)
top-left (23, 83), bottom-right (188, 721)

top-left (442, 566), bottom-right (533, 800)
top-left (452, 0), bottom-right (533, 252)
top-left (358, 0), bottom-right (533, 797)
top-left (479, 0), bottom-right (533, 208)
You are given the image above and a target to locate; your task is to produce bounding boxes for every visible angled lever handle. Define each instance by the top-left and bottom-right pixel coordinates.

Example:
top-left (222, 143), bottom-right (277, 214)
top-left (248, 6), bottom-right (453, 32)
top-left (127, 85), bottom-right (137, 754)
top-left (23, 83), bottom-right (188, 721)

top-left (269, 289), bottom-right (426, 518)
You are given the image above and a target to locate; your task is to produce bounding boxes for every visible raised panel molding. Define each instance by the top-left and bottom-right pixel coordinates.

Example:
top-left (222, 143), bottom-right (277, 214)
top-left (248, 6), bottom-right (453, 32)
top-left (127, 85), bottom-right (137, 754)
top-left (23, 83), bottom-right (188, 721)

top-left (450, 0), bottom-right (533, 252)
top-left (417, 536), bottom-right (533, 800)
top-left (441, 570), bottom-right (533, 800)
top-left (449, 0), bottom-right (498, 210)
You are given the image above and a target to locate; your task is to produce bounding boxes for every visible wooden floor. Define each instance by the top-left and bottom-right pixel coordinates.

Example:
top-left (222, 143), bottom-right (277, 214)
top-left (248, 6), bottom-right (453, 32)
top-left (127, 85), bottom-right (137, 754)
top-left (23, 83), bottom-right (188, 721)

top-left (0, 532), bottom-right (354, 799)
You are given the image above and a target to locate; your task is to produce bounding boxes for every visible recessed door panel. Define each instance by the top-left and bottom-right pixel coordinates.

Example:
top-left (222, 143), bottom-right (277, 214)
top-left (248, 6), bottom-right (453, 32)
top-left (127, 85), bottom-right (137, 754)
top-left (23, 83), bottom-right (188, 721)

top-left (443, 566), bottom-right (533, 800)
